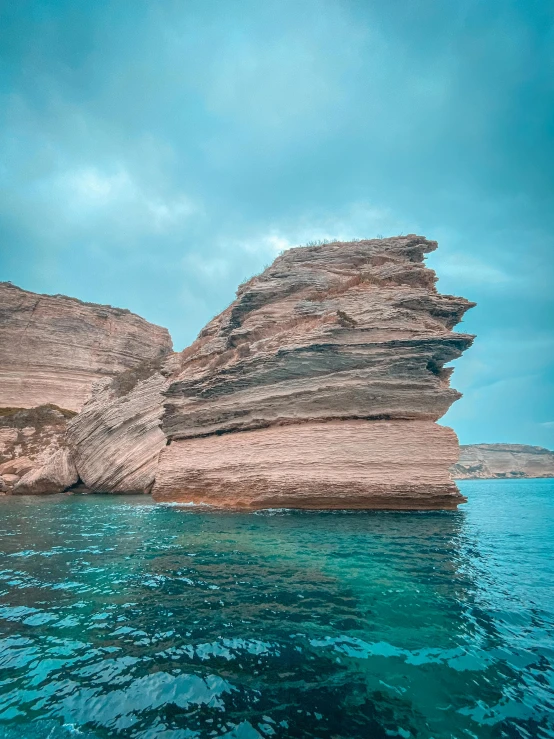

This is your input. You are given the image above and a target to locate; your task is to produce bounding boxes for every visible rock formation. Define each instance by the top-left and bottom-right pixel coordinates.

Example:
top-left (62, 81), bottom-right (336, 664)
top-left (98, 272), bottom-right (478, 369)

top-left (0, 283), bottom-right (172, 493)
top-left (0, 282), bottom-right (172, 412)
top-left (153, 421), bottom-right (462, 509)
top-left (151, 235), bottom-right (474, 508)
top-left (452, 444), bottom-right (554, 479)
top-left (66, 356), bottom-right (179, 494)
top-left (3, 236), bottom-right (476, 507)
top-left (0, 405), bottom-right (75, 494)
top-left (14, 448), bottom-right (78, 495)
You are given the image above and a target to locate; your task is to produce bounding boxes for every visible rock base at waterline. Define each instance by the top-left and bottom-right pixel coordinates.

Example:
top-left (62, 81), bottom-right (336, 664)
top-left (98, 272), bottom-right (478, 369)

top-left (152, 420), bottom-right (465, 509)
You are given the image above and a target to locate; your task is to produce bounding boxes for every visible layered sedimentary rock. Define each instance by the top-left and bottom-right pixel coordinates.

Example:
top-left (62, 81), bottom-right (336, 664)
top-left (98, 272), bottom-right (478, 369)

top-left (0, 405), bottom-right (75, 493)
top-left (151, 235), bottom-right (475, 508)
top-left (0, 283), bottom-right (172, 494)
top-left (154, 421), bottom-right (462, 509)
top-left (0, 282), bottom-right (172, 412)
top-left (452, 444), bottom-right (554, 479)
top-left (66, 356), bottom-right (179, 494)
top-left (7, 235), bottom-right (475, 506)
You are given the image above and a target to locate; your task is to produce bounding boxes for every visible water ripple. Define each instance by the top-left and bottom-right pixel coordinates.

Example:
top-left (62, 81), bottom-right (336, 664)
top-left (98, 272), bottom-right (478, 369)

top-left (0, 480), bottom-right (553, 738)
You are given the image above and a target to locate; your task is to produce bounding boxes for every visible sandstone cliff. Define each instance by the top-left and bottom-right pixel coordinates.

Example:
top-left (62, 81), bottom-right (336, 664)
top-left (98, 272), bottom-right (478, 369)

top-left (5, 235), bottom-right (476, 507)
top-left (452, 444), bottom-right (554, 479)
top-left (151, 235), bottom-right (474, 508)
top-left (0, 283), bottom-right (172, 493)
top-left (0, 282), bottom-right (172, 412)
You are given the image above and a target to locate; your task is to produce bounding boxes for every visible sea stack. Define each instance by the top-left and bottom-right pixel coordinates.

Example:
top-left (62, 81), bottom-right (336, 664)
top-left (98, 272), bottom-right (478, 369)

top-left (152, 235), bottom-right (475, 509)
top-left (3, 235), bottom-right (476, 507)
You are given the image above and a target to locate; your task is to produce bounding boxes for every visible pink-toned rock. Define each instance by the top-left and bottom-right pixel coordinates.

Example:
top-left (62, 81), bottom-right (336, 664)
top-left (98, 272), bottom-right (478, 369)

top-left (0, 456), bottom-right (34, 476)
top-left (0, 282), bottom-right (172, 413)
top-left (154, 420), bottom-right (464, 509)
top-left (0, 406), bottom-right (74, 467)
top-left (14, 448), bottom-right (78, 495)
top-left (40, 234), bottom-right (474, 508)
top-left (2, 474), bottom-right (20, 485)
top-left (149, 235), bottom-right (475, 508)
top-left (66, 359), bottom-right (175, 493)
top-left (0, 283), bottom-right (173, 494)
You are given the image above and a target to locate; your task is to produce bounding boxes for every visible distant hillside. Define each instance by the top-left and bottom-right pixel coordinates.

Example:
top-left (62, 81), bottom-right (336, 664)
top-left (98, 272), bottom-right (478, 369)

top-left (452, 444), bottom-right (554, 479)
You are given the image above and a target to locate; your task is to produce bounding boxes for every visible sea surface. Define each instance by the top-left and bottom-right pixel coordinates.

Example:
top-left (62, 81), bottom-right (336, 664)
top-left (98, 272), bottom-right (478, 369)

top-left (0, 480), bottom-right (553, 739)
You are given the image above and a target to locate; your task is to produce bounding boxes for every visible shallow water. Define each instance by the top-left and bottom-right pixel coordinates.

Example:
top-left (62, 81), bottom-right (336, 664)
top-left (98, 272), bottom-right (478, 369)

top-left (0, 479), bottom-right (553, 739)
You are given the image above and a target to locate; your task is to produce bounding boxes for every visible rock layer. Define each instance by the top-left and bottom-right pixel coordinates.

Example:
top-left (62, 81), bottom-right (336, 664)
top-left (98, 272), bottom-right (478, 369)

top-left (0, 282), bottom-right (172, 412)
top-left (0, 283), bottom-right (172, 493)
top-left (452, 444), bottom-right (554, 479)
top-left (66, 356), bottom-right (179, 494)
top-left (154, 420), bottom-right (463, 509)
top-left (162, 236), bottom-right (473, 442)
top-left (152, 235), bottom-right (475, 508)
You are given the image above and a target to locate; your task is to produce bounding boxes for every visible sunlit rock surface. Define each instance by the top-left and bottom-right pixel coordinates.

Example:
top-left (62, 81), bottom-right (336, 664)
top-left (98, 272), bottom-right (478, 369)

top-left (452, 444), bottom-right (554, 479)
top-left (152, 235), bottom-right (475, 508)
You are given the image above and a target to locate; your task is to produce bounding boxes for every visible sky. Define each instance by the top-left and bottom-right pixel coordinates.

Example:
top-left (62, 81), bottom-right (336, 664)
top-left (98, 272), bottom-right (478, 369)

top-left (0, 0), bottom-right (553, 447)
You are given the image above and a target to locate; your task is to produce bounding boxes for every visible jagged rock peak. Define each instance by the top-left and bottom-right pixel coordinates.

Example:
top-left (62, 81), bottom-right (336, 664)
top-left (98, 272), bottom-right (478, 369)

top-left (162, 235), bottom-right (475, 442)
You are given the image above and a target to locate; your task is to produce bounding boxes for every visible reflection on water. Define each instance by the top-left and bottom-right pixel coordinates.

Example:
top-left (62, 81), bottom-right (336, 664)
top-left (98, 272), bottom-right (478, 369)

top-left (0, 479), bottom-right (553, 738)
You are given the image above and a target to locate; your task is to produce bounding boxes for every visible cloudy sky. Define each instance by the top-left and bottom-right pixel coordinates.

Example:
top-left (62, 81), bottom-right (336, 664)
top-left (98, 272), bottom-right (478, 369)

top-left (1, 0), bottom-right (553, 446)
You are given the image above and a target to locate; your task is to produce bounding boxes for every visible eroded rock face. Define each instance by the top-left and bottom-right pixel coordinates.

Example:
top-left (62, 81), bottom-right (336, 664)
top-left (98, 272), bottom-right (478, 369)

top-left (154, 420), bottom-right (463, 509)
top-left (162, 236), bottom-right (473, 441)
top-left (0, 282), bottom-right (172, 412)
top-left (14, 448), bottom-right (78, 495)
top-left (0, 405), bottom-right (74, 493)
top-left (452, 444), bottom-right (554, 479)
top-left (0, 283), bottom-right (172, 493)
top-left (152, 235), bottom-right (475, 508)
top-left (9, 235), bottom-right (475, 505)
top-left (66, 356), bottom-right (179, 494)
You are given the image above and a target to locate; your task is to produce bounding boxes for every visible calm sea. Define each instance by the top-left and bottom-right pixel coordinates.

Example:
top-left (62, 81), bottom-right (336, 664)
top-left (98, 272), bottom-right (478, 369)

top-left (0, 479), bottom-right (553, 739)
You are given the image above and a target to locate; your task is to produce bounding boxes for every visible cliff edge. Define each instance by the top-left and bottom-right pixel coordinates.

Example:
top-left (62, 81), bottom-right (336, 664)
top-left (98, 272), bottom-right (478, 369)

top-left (0, 283), bottom-right (172, 494)
top-left (0, 282), bottom-right (172, 412)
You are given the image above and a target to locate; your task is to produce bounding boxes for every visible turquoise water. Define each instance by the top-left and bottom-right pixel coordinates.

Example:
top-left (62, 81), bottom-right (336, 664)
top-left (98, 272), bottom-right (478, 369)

top-left (0, 480), bottom-right (553, 739)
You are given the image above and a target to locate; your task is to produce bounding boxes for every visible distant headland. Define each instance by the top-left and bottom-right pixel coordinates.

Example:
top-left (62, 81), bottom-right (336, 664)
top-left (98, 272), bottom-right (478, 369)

top-left (452, 444), bottom-right (554, 479)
